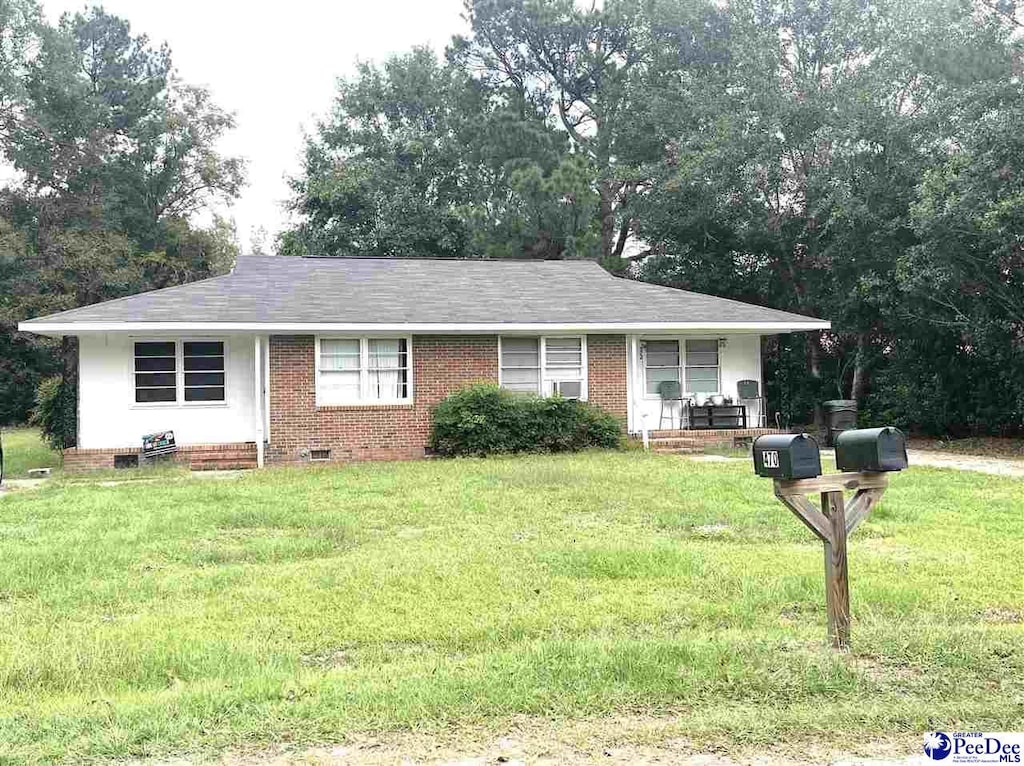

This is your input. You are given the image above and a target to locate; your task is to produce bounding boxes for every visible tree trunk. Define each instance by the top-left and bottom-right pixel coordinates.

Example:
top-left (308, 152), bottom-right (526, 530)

top-left (850, 333), bottom-right (869, 402)
top-left (809, 332), bottom-right (824, 431)
top-left (598, 180), bottom-right (617, 261)
top-left (612, 187), bottom-right (631, 259)
top-left (808, 333), bottom-right (822, 379)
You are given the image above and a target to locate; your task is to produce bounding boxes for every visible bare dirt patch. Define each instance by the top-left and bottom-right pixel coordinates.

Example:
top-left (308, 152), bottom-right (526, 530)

top-left (136, 715), bottom-right (922, 766)
top-left (905, 450), bottom-right (1024, 478)
top-left (0, 477), bottom-right (48, 494)
top-left (980, 606), bottom-right (1023, 624)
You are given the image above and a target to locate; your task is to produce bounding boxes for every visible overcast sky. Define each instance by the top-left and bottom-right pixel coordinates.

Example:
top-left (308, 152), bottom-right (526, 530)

top-left (42, 0), bottom-right (469, 251)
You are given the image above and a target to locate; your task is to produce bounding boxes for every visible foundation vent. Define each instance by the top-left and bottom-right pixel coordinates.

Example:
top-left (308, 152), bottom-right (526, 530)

top-left (114, 454), bottom-right (140, 469)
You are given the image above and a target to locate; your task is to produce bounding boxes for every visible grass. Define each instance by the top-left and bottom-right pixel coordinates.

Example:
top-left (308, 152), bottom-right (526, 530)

top-left (0, 448), bottom-right (1021, 763)
top-left (701, 443), bottom-right (750, 458)
top-left (0, 426), bottom-right (61, 479)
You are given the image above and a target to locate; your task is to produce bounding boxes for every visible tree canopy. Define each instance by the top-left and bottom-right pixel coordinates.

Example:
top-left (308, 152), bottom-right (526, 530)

top-left (0, 1), bottom-right (243, 428)
top-left (280, 46), bottom-right (601, 261)
top-left (3, 0), bottom-right (1022, 438)
top-left (283, 0), bottom-right (1024, 435)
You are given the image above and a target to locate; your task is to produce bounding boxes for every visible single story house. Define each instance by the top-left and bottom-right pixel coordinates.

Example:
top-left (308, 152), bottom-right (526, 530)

top-left (19, 255), bottom-right (829, 470)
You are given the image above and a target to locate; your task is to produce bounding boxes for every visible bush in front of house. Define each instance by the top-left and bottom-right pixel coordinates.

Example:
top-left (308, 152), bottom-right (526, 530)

top-left (31, 375), bottom-right (77, 451)
top-left (429, 383), bottom-right (622, 457)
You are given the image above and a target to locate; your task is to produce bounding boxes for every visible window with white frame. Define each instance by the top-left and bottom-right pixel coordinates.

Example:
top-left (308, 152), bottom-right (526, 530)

top-left (543, 337), bottom-right (584, 398)
top-left (643, 338), bottom-right (720, 396)
top-left (183, 341), bottom-right (226, 401)
top-left (319, 339), bottom-right (361, 401)
top-left (133, 340), bottom-right (226, 404)
top-left (317, 337), bottom-right (410, 405)
top-left (500, 337), bottom-right (541, 394)
top-left (368, 338), bottom-right (409, 399)
top-left (499, 336), bottom-right (586, 398)
top-left (643, 339), bottom-right (680, 396)
top-left (684, 339), bottom-right (720, 394)
top-left (134, 341), bottom-right (178, 403)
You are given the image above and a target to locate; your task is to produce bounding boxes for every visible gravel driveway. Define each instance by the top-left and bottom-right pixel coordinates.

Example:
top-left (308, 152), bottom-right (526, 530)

top-left (903, 449), bottom-right (1024, 477)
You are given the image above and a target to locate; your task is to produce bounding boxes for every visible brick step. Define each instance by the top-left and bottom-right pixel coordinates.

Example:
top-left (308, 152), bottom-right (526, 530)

top-left (186, 447), bottom-right (256, 456)
top-left (191, 462), bottom-right (257, 471)
top-left (649, 430), bottom-right (699, 438)
top-left (188, 450), bottom-right (257, 461)
top-left (651, 447), bottom-right (701, 455)
top-left (650, 437), bottom-right (701, 448)
top-left (190, 454), bottom-right (258, 471)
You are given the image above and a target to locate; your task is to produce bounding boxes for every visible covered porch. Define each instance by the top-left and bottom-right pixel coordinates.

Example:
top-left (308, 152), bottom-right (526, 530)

top-left (625, 332), bottom-right (782, 446)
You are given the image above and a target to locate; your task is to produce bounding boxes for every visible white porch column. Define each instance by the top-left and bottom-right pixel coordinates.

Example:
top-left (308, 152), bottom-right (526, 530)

top-left (263, 334), bottom-right (270, 438)
top-left (253, 335), bottom-right (265, 468)
top-left (627, 335), bottom-right (649, 448)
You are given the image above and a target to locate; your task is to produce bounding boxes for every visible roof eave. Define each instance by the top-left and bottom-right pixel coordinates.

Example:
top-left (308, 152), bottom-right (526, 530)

top-left (18, 319), bottom-right (831, 337)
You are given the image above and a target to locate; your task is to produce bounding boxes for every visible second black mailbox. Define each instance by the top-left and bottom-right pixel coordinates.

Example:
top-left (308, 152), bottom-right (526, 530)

top-left (834, 426), bottom-right (908, 472)
top-left (752, 433), bottom-right (822, 480)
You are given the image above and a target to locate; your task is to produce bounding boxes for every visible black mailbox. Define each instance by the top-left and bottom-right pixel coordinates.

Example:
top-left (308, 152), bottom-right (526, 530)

top-left (752, 433), bottom-right (822, 480)
top-left (834, 427), bottom-right (908, 472)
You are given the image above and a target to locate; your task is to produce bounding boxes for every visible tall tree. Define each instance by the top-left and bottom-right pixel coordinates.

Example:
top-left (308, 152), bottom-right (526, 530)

top-left (461, 0), bottom-right (727, 265)
top-left (284, 0), bottom-right (728, 265)
top-left (0, 4), bottom-right (243, 427)
top-left (281, 47), bottom-right (599, 259)
top-left (638, 0), bottom-right (1017, 422)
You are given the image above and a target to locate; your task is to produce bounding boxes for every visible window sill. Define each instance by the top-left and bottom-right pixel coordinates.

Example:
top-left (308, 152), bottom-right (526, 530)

top-left (131, 402), bottom-right (229, 410)
top-left (316, 400), bottom-right (414, 411)
top-left (642, 395), bottom-right (724, 401)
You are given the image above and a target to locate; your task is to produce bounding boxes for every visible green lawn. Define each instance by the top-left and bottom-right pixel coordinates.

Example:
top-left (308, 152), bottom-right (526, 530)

top-left (0, 450), bottom-right (1021, 763)
top-left (1, 426), bottom-right (60, 479)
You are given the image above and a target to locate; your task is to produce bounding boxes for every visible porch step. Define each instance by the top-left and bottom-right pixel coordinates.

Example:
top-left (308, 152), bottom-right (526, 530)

top-left (653, 447), bottom-right (702, 455)
top-left (190, 460), bottom-right (257, 471)
top-left (189, 450), bottom-right (257, 471)
top-left (650, 437), bottom-right (702, 449)
top-left (649, 429), bottom-right (697, 439)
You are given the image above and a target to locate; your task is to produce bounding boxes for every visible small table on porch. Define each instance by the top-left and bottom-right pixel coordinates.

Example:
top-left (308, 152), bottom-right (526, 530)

top-left (687, 404), bottom-right (748, 430)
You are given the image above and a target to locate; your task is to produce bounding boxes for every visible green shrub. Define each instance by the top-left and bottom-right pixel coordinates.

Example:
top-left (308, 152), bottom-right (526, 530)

top-left (30, 376), bottom-right (77, 451)
top-left (429, 383), bottom-right (622, 457)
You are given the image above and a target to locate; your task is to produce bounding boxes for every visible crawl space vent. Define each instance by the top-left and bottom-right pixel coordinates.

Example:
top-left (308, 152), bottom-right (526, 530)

top-left (114, 454), bottom-right (139, 469)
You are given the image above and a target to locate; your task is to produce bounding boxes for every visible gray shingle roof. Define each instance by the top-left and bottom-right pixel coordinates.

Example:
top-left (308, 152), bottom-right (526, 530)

top-left (20, 255), bottom-right (828, 329)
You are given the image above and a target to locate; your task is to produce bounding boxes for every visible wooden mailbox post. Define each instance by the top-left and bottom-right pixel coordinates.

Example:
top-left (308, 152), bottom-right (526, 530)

top-left (773, 471), bottom-right (888, 649)
top-left (754, 428), bottom-right (907, 650)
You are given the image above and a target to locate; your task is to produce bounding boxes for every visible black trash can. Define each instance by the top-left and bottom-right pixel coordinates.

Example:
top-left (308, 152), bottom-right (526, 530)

top-left (823, 399), bottom-right (857, 447)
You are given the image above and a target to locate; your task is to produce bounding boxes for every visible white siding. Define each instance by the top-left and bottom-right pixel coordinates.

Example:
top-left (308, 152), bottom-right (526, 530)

top-left (77, 332), bottom-right (259, 449)
top-left (719, 334), bottom-right (763, 406)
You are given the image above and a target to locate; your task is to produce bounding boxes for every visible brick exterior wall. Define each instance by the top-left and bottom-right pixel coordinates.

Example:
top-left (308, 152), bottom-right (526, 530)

top-left (586, 334), bottom-right (628, 423)
top-left (62, 442), bottom-right (256, 472)
top-left (267, 333), bottom-right (629, 465)
top-left (267, 335), bottom-right (499, 464)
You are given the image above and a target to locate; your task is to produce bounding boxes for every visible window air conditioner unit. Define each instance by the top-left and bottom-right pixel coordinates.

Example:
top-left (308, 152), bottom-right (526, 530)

top-left (552, 380), bottom-right (582, 399)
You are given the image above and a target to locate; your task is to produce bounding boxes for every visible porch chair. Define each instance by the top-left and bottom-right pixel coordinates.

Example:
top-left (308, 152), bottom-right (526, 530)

top-left (657, 380), bottom-right (685, 429)
top-left (736, 379), bottom-right (766, 428)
